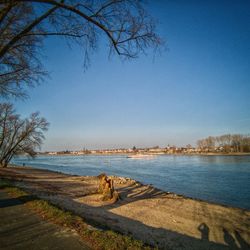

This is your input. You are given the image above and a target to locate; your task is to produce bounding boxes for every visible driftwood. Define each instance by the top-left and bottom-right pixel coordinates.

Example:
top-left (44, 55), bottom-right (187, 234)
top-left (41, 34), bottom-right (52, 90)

top-left (98, 173), bottom-right (119, 202)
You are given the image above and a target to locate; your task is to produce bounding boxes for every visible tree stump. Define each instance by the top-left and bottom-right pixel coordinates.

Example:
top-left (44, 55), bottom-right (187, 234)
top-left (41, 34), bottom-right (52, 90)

top-left (98, 173), bottom-right (119, 202)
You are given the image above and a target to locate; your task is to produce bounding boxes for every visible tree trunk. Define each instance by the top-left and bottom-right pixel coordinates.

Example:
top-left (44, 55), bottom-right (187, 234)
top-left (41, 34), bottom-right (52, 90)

top-left (0, 161), bottom-right (8, 168)
top-left (98, 173), bottom-right (119, 202)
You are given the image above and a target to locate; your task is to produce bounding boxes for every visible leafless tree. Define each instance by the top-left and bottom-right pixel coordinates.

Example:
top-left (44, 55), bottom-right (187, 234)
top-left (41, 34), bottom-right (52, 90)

top-left (231, 134), bottom-right (242, 152)
top-left (0, 0), bottom-right (163, 98)
top-left (197, 139), bottom-right (204, 150)
top-left (0, 103), bottom-right (49, 167)
top-left (197, 134), bottom-right (250, 153)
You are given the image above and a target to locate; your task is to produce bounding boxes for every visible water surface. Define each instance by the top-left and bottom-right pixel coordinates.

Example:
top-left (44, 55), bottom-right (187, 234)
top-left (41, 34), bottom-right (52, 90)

top-left (12, 154), bottom-right (250, 210)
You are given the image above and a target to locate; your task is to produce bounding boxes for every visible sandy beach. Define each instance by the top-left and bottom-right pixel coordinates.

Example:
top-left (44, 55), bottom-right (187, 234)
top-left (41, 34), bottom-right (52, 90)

top-left (0, 166), bottom-right (249, 249)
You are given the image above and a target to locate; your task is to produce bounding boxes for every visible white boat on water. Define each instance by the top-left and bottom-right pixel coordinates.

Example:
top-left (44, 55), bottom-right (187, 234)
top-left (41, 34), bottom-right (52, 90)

top-left (127, 154), bottom-right (156, 159)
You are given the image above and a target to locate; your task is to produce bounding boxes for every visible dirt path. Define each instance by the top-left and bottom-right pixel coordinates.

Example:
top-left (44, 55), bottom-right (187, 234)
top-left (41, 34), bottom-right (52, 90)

top-left (0, 189), bottom-right (90, 250)
top-left (1, 166), bottom-right (250, 250)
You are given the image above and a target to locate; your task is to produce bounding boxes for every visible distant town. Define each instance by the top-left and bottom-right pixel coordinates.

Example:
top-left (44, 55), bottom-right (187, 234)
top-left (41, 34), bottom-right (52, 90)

top-left (43, 145), bottom-right (195, 156)
top-left (42, 134), bottom-right (250, 156)
top-left (42, 146), bottom-right (250, 156)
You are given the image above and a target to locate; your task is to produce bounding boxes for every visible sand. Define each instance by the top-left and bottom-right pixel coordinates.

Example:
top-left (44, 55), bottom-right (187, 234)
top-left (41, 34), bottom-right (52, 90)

top-left (0, 166), bottom-right (249, 250)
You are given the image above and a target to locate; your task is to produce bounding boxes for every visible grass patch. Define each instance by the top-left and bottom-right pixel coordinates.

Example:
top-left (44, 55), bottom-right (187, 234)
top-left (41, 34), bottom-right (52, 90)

top-left (0, 178), bottom-right (155, 250)
top-left (0, 178), bottom-right (13, 189)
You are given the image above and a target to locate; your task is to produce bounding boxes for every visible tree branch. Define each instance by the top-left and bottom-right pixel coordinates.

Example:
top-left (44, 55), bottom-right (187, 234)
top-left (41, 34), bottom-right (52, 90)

top-left (20, 0), bottom-right (121, 55)
top-left (23, 31), bottom-right (88, 38)
top-left (0, 4), bottom-right (58, 58)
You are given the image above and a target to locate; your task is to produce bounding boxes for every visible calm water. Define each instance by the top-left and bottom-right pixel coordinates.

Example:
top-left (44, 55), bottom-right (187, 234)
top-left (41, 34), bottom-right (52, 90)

top-left (12, 154), bottom-right (250, 210)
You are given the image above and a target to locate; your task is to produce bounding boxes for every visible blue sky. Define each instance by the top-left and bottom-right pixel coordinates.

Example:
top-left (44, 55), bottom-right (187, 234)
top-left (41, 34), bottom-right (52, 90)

top-left (14, 1), bottom-right (250, 151)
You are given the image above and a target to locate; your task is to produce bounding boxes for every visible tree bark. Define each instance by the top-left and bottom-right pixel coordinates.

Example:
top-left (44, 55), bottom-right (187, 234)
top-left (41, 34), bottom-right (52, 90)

top-left (98, 173), bottom-right (119, 202)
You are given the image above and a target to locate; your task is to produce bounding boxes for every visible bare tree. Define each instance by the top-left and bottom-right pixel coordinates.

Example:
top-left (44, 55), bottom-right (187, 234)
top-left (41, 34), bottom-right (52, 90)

top-left (241, 136), bottom-right (250, 152)
top-left (197, 134), bottom-right (250, 153)
top-left (0, 0), bottom-right (163, 98)
top-left (0, 103), bottom-right (49, 167)
top-left (205, 136), bottom-right (215, 151)
top-left (197, 139), bottom-right (204, 150)
top-left (231, 134), bottom-right (242, 152)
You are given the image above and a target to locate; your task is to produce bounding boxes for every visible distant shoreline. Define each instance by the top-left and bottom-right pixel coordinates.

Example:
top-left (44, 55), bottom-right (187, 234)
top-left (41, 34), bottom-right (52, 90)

top-left (180, 152), bottom-right (250, 156)
top-left (39, 152), bottom-right (250, 157)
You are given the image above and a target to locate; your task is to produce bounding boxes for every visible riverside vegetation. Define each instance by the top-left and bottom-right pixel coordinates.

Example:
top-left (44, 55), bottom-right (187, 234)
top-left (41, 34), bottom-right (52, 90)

top-left (197, 134), bottom-right (250, 153)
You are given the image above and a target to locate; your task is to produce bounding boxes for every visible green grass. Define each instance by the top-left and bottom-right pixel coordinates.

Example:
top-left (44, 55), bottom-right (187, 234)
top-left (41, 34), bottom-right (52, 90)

top-left (0, 178), bottom-right (13, 189)
top-left (0, 178), bottom-right (155, 250)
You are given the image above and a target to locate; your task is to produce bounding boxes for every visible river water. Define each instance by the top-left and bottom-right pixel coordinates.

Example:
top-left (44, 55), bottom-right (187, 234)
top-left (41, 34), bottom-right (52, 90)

top-left (12, 154), bottom-right (250, 210)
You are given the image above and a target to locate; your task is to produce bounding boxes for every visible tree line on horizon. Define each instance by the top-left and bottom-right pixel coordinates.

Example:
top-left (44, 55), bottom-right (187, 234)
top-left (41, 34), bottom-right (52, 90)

top-left (197, 134), bottom-right (250, 153)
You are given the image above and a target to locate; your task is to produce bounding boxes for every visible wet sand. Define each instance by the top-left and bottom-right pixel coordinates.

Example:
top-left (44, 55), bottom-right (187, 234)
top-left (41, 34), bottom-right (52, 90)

top-left (0, 166), bottom-right (249, 249)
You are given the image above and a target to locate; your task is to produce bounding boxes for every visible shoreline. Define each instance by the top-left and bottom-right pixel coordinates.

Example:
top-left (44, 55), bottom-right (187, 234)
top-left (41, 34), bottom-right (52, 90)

top-left (37, 152), bottom-right (250, 157)
top-left (8, 164), bottom-right (250, 211)
top-left (9, 160), bottom-right (250, 211)
top-left (1, 165), bottom-right (250, 249)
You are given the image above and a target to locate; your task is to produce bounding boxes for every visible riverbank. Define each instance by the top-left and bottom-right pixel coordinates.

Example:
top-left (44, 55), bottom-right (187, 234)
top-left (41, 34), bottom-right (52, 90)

top-left (40, 152), bottom-right (250, 156)
top-left (0, 166), bottom-right (250, 249)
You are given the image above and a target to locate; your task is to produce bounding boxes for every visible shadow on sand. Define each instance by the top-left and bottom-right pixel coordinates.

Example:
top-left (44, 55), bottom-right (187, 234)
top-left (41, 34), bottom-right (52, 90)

top-left (37, 180), bottom-right (250, 250)
top-left (0, 195), bottom-right (36, 208)
top-left (1, 169), bottom-right (250, 250)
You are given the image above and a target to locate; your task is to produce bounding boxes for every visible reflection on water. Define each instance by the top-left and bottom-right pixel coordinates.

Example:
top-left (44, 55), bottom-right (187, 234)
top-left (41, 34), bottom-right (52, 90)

top-left (12, 155), bottom-right (250, 209)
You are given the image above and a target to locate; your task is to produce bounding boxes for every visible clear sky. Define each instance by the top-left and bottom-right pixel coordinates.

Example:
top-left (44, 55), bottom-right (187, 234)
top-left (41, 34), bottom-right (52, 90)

top-left (13, 1), bottom-right (250, 151)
